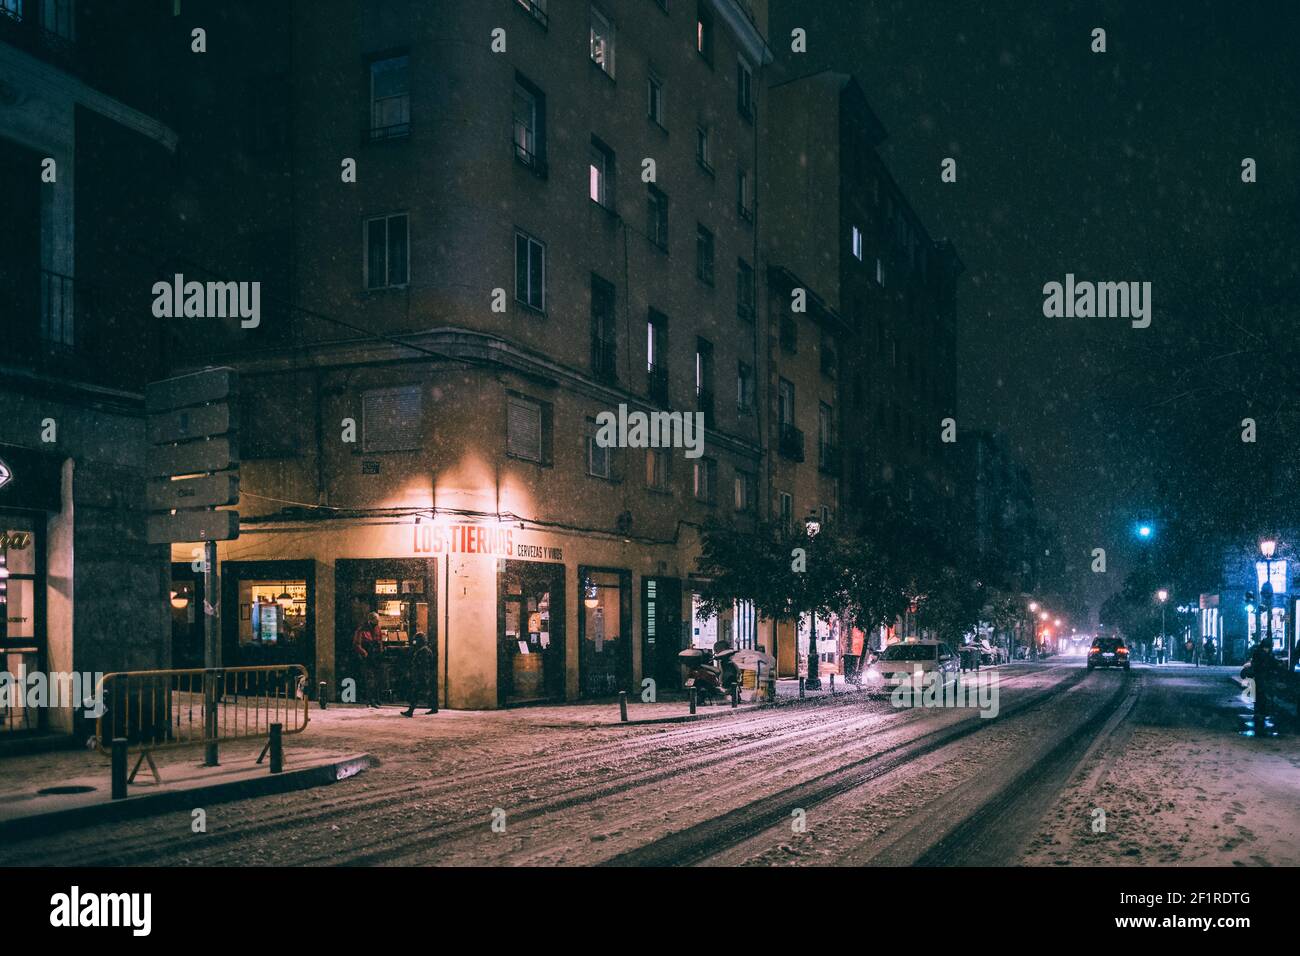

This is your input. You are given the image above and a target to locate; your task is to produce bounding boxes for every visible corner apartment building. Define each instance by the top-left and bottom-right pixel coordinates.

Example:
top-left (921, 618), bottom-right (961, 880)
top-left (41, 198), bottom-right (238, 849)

top-left (0, 0), bottom-right (176, 738)
top-left (162, 0), bottom-right (773, 708)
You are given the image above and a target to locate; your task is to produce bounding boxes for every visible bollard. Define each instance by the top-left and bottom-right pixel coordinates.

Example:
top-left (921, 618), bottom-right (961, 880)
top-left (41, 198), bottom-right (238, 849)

top-left (269, 723), bottom-right (284, 774)
top-left (111, 738), bottom-right (128, 800)
top-left (799, 677), bottom-right (806, 699)
top-left (689, 687), bottom-right (697, 715)
top-left (731, 683), bottom-right (739, 708)
top-left (768, 676), bottom-right (777, 702)
top-left (318, 681), bottom-right (328, 710)
top-left (830, 673), bottom-right (836, 694)
top-left (619, 691), bottom-right (628, 723)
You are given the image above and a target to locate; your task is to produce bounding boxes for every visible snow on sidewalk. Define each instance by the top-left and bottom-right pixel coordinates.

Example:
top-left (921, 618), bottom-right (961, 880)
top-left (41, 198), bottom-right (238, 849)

top-left (1023, 668), bottom-right (1300, 866)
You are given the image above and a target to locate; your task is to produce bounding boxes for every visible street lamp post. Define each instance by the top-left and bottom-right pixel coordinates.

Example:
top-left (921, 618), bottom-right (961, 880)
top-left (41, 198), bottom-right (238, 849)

top-left (1156, 589), bottom-right (1169, 663)
top-left (803, 512), bottom-right (822, 690)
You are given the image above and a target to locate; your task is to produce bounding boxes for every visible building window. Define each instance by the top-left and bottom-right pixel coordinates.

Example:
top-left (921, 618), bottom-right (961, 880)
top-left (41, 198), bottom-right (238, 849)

top-left (851, 224), bottom-right (864, 261)
top-left (736, 258), bottom-right (754, 321)
top-left (40, 0), bottom-right (73, 40)
top-left (734, 471), bottom-right (754, 512)
top-left (779, 492), bottom-right (793, 533)
top-left (515, 0), bottom-right (548, 28)
top-left (647, 73), bottom-right (664, 126)
top-left (737, 58), bottom-right (754, 119)
top-left (589, 137), bottom-right (615, 209)
top-left (513, 75), bottom-right (547, 174)
top-left (647, 310), bottom-right (668, 403)
top-left (507, 395), bottom-right (547, 462)
top-left (362, 385), bottom-right (422, 453)
top-left (778, 378), bottom-right (795, 425)
top-left (364, 213), bottom-right (409, 289)
top-left (736, 361), bottom-right (754, 412)
top-left (695, 224), bottom-right (714, 285)
top-left (591, 274), bottom-right (617, 383)
top-left (818, 402), bottom-right (835, 469)
top-left (0, 0), bottom-right (21, 24)
top-left (368, 54), bottom-right (410, 140)
top-left (514, 230), bottom-right (546, 311)
top-left (695, 124), bottom-right (713, 173)
top-left (737, 167), bottom-right (753, 221)
top-left (696, 3), bottom-right (713, 64)
top-left (590, 7), bottom-right (615, 77)
top-left (646, 447), bottom-right (670, 491)
top-left (693, 458), bottom-right (716, 503)
top-left (647, 185), bottom-right (669, 250)
top-left (586, 419), bottom-right (611, 478)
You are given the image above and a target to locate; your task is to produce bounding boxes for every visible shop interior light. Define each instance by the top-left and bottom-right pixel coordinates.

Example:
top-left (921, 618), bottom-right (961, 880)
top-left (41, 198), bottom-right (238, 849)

top-left (583, 578), bottom-right (599, 609)
top-left (170, 588), bottom-right (190, 610)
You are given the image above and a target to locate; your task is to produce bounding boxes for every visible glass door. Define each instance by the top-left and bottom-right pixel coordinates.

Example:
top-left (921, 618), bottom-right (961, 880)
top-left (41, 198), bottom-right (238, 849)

top-left (1, 514), bottom-right (44, 735)
top-left (498, 561), bottom-right (566, 706)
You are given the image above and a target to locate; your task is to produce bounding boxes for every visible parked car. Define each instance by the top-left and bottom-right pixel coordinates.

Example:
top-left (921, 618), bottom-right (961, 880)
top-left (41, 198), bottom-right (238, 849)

top-left (1087, 636), bottom-right (1130, 670)
top-left (874, 640), bottom-right (961, 691)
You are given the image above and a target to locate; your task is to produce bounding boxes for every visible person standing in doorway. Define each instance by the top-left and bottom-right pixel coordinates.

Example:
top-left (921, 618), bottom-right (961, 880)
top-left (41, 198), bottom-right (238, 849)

top-left (402, 633), bottom-right (437, 717)
top-left (353, 611), bottom-right (384, 707)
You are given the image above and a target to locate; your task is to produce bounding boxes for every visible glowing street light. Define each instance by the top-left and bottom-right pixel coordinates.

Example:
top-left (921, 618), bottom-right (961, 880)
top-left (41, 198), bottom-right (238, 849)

top-left (1137, 524), bottom-right (1153, 539)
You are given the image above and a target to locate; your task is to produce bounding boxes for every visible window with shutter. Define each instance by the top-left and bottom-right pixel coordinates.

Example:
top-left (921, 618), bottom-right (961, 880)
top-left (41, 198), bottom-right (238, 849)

top-left (362, 385), bottom-right (422, 452)
top-left (507, 397), bottom-right (543, 461)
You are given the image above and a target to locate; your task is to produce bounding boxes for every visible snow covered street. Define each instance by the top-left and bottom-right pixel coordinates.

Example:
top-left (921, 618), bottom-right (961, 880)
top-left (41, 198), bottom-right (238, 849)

top-left (2, 661), bottom-right (1293, 867)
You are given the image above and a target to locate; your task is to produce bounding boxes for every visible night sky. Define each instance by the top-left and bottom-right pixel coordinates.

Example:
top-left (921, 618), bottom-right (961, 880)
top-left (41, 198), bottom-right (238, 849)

top-left (775, 0), bottom-right (1300, 620)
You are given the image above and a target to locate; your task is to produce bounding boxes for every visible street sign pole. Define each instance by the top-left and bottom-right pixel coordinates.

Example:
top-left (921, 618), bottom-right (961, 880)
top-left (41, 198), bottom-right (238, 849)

top-left (145, 367), bottom-right (240, 768)
top-left (204, 538), bottom-right (220, 766)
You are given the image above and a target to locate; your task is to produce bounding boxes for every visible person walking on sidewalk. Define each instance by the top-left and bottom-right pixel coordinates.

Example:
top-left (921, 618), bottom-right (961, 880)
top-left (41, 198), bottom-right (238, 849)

top-left (401, 633), bottom-right (437, 717)
top-left (353, 612), bottom-right (385, 708)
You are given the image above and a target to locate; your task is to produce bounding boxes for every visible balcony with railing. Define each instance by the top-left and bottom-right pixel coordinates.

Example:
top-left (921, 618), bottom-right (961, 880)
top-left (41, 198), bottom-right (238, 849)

top-left (3, 269), bottom-right (162, 391)
top-left (0, 1), bottom-right (77, 70)
top-left (818, 442), bottom-right (841, 475)
top-left (696, 387), bottom-right (715, 429)
top-left (591, 337), bottom-right (617, 384)
top-left (779, 314), bottom-right (797, 352)
top-left (778, 422), bottom-right (805, 461)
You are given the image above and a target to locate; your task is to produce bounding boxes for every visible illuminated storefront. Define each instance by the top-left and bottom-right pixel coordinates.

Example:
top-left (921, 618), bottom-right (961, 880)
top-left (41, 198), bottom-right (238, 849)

top-left (0, 445), bottom-right (62, 736)
top-left (179, 515), bottom-right (702, 709)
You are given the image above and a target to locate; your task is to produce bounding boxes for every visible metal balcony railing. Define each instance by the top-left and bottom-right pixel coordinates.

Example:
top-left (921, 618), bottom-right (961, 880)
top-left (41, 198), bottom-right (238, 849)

top-left (779, 422), bottom-right (804, 461)
top-left (818, 443), bottom-right (841, 475)
top-left (696, 387), bottom-right (715, 428)
top-left (592, 338), bottom-right (617, 384)
top-left (648, 364), bottom-right (669, 405)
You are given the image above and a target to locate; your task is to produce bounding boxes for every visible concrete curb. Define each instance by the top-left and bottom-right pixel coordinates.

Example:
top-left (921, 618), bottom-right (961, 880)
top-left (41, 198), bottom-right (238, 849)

top-left (0, 753), bottom-right (376, 844)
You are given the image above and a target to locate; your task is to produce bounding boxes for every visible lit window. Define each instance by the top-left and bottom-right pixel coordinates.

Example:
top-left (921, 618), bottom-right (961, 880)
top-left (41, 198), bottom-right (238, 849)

top-left (587, 420), bottom-right (611, 478)
top-left (590, 7), bottom-right (615, 77)
top-left (589, 138), bottom-right (615, 208)
top-left (851, 225), bottom-right (864, 261)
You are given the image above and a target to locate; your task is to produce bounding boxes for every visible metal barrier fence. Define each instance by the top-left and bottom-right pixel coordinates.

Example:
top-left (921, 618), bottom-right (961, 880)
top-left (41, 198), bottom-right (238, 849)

top-left (93, 665), bottom-right (309, 783)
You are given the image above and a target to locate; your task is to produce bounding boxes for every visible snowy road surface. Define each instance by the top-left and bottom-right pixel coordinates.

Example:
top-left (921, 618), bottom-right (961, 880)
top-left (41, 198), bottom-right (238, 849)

top-left (2, 661), bottom-right (1295, 866)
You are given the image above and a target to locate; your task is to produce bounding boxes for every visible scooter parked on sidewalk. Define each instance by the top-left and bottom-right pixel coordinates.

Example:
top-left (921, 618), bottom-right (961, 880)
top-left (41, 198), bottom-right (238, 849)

top-left (678, 645), bottom-right (741, 703)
